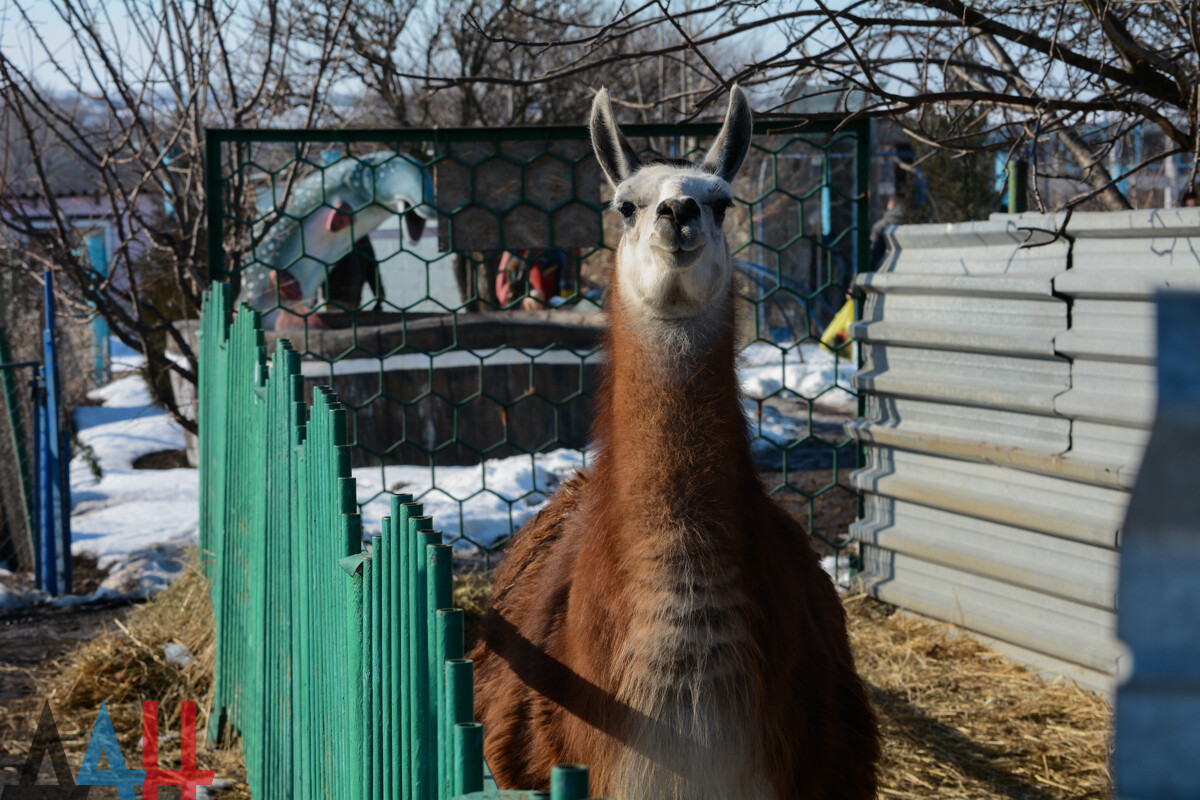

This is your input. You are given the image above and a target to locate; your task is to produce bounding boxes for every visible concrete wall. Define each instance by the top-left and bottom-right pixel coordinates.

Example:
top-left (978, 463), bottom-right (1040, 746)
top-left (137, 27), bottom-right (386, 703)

top-left (850, 209), bottom-right (1200, 692)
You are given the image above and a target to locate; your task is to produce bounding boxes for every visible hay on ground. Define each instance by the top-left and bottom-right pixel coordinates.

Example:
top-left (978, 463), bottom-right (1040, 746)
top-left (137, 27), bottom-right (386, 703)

top-left (458, 574), bottom-right (1112, 799)
top-left (848, 595), bottom-right (1112, 799)
top-left (39, 563), bottom-right (1112, 800)
top-left (38, 554), bottom-right (248, 798)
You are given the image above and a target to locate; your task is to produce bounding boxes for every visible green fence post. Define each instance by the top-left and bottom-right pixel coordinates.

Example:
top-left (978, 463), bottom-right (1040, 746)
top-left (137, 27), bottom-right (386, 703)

top-left (443, 655), bottom-right (471, 800)
top-left (452, 722), bottom-right (484, 797)
top-left (550, 765), bottom-right (589, 800)
top-left (371, 533), bottom-right (385, 800)
top-left (340, 551), bottom-right (367, 800)
top-left (435, 607), bottom-right (464, 800)
top-left (408, 516), bottom-right (437, 800)
top-left (399, 502), bottom-right (422, 800)
top-left (389, 494), bottom-right (414, 800)
top-left (378, 515), bottom-right (394, 800)
top-left (362, 553), bottom-right (375, 800)
top-left (427, 542), bottom-right (452, 800)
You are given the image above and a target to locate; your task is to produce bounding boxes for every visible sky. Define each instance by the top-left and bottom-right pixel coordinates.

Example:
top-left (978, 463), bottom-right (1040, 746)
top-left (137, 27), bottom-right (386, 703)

top-left (1, 0), bottom-right (145, 92)
top-left (0, 0), bottom-right (823, 107)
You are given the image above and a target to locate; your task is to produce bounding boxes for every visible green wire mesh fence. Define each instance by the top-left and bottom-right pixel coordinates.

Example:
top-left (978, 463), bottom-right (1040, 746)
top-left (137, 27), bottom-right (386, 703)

top-left (201, 120), bottom-right (870, 568)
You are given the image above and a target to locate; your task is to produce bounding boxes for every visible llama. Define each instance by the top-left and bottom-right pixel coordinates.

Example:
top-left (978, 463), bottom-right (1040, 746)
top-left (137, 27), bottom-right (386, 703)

top-left (470, 86), bottom-right (881, 800)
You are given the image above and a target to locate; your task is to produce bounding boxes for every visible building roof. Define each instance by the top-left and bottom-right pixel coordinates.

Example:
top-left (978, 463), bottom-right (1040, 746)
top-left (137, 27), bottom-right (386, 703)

top-left (1, 101), bottom-right (153, 200)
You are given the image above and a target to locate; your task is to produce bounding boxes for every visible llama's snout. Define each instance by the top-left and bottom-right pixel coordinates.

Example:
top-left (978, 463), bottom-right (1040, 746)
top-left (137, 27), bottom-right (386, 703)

top-left (652, 195), bottom-right (706, 256)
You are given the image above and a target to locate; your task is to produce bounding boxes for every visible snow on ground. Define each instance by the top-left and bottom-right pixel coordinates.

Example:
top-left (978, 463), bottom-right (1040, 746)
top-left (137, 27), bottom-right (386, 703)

top-left (69, 369), bottom-right (196, 599)
top-left (2, 334), bottom-right (857, 608)
top-left (0, 580), bottom-right (41, 610)
top-left (108, 336), bottom-right (147, 372)
top-left (739, 341), bottom-right (857, 410)
top-left (354, 449), bottom-right (586, 549)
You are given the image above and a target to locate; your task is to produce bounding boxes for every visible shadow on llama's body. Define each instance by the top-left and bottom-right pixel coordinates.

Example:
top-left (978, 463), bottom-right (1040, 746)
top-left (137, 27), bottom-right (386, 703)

top-left (471, 86), bottom-right (881, 800)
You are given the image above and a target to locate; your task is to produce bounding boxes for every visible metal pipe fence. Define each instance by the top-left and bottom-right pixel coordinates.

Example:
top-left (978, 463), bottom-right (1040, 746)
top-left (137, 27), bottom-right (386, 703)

top-left (0, 269), bottom-right (72, 593)
top-left (199, 283), bottom-right (598, 799)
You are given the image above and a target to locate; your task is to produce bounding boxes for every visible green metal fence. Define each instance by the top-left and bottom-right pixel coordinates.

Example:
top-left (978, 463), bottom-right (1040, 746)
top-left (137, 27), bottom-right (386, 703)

top-left (199, 283), bottom-right (599, 800)
top-left (205, 120), bottom-right (869, 567)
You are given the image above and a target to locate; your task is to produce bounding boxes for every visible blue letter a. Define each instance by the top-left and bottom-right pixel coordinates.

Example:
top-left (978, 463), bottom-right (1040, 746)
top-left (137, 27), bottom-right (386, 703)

top-left (77, 702), bottom-right (146, 800)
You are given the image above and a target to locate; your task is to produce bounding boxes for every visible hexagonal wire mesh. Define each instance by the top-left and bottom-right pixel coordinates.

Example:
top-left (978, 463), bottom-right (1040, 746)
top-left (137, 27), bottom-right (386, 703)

top-left (204, 121), bottom-right (870, 570)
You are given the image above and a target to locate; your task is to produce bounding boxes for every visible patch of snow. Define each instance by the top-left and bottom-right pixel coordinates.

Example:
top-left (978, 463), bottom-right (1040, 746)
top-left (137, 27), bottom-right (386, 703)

top-left (820, 554), bottom-right (852, 591)
top-left (109, 336), bottom-right (147, 372)
top-left (71, 368), bottom-right (195, 589)
top-left (0, 582), bottom-right (42, 611)
top-left (746, 399), bottom-right (809, 446)
top-left (739, 342), bottom-right (857, 410)
top-left (355, 448), bottom-right (586, 549)
top-left (91, 541), bottom-right (191, 596)
top-left (163, 642), bottom-right (194, 667)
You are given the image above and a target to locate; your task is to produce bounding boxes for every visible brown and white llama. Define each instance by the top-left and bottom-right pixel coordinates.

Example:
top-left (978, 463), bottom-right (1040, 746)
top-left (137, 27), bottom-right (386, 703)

top-left (470, 86), bottom-right (881, 800)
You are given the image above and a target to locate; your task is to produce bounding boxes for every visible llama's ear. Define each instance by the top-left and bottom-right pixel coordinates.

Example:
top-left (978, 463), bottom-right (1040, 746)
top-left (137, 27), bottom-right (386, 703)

top-left (702, 85), bottom-right (753, 184)
top-left (590, 88), bottom-right (641, 187)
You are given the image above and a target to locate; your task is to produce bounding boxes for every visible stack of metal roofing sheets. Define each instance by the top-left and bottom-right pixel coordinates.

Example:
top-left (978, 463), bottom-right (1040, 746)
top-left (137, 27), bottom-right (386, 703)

top-left (849, 209), bottom-right (1200, 692)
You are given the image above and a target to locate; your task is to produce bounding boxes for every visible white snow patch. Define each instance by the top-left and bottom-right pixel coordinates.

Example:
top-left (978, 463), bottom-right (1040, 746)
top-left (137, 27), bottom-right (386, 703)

top-left (745, 399), bottom-right (811, 446)
top-left (70, 368), bottom-right (195, 594)
top-left (354, 448), bottom-right (586, 549)
top-left (739, 342), bottom-right (857, 409)
top-left (0, 582), bottom-right (42, 610)
top-left (109, 336), bottom-right (147, 372)
top-left (820, 554), bottom-right (852, 591)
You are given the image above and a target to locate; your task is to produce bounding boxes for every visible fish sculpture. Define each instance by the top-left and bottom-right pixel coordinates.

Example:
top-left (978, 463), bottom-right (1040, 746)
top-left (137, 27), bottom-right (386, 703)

top-left (238, 151), bottom-right (434, 328)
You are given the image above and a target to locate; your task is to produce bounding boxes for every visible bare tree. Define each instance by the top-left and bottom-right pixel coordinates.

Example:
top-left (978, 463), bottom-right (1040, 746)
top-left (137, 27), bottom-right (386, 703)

top-left (0, 0), bottom-right (353, 431)
top-left (300, 0), bottom-right (721, 128)
top-left (394, 1), bottom-right (1200, 213)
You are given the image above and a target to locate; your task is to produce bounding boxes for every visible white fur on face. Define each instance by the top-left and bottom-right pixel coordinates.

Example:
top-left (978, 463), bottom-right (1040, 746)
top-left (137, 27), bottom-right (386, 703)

top-left (613, 164), bottom-right (734, 321)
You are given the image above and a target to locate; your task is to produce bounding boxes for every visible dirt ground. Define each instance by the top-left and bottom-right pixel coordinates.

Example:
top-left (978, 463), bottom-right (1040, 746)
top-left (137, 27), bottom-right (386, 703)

top-left (0, 598), bottom-right (140, 786)
top-left (0, 555), bottom-right (246, 797)
top-left (0, 474), bottom-right (1111, 799)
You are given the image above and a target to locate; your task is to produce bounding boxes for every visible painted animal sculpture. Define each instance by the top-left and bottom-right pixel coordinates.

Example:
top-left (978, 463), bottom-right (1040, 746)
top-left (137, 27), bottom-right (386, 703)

top-left (237, 151), bottom-right (433, 328)
top-left (470, 87), bottom-right (881, 800)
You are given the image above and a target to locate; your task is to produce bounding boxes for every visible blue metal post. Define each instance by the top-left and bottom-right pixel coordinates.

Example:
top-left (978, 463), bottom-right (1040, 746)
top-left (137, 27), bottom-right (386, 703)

top-left (30, 370), bottom-right (43, 591)
top-left (40, 272), bottom-right (69, 596)
top-left (821, 154), bottom-right (832, 238)
top-left (85, 233), bottom-right (111, 384)
top-left (36, 364), bottom-right (55, 596)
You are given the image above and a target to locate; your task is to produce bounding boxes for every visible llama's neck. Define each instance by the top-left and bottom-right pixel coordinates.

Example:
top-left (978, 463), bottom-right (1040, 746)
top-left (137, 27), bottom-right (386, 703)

top-left (592, 283), bottom-right (771, 800)
top-left (592, 280), bottom-right (757, 543)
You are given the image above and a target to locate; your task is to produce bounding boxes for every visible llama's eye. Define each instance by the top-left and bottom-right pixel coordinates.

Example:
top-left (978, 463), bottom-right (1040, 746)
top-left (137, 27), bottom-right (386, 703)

top-left (619, 201), bottom-right (637, 220)
top-left (711, 199), bottom-right (733, 224)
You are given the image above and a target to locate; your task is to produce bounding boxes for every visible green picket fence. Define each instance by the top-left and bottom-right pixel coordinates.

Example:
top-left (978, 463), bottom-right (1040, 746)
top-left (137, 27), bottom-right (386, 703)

top-left (199, 282), bottom-right (594, 800)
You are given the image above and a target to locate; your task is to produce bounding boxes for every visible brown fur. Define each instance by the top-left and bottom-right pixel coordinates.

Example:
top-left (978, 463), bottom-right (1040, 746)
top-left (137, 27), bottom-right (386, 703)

top-left (471, 235), bottom-right (880, 800)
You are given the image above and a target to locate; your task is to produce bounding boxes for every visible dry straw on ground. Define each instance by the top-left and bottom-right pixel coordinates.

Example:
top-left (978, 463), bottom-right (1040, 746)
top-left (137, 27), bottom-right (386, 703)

top-left (848, 594), bottom-right (1112, 799)
top-left (39, 564), bottom-right (1111, 800)
top-left (39, 555), bottom-right (250, 799)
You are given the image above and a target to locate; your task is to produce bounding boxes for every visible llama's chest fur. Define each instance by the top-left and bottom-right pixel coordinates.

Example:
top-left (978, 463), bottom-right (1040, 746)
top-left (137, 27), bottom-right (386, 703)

top-left (608, 560), bottom-right (772, 800)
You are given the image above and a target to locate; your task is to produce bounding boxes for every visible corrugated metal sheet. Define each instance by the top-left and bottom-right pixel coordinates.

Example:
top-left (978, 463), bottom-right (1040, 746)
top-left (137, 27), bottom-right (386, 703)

top-left (855, 497), bottom-right (1117, 608)
top-left (861, 548), bottom-right (1122, 674)
top-left (851, 209), bottom-right (1200, 693)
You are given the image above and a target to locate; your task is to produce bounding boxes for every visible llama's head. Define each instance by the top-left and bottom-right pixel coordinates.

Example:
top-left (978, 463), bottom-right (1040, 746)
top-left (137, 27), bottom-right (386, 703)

top-left (590, 86), bottom-right (753, 321)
